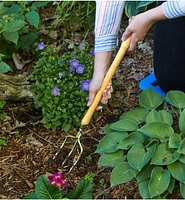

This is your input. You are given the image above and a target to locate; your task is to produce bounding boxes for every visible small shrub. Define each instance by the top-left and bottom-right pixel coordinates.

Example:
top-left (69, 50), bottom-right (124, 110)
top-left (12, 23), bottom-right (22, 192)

top-left (96, 88), bottom-right (185, 198)
top-left (30, 42), bottom-right (94, 132)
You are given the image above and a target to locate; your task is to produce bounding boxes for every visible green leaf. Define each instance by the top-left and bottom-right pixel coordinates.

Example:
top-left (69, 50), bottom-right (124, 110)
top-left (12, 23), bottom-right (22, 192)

top-left (127, 142), bottom-right (156, 171)
top-left (146, 109), bottom-right (161, 123)
top-left (167, 176), bottom-right (175, 194)
top-left (73, 179), bottom-right (93, 199)
top-left (98, 150), bottom-right (126, 167)
top-left (3, 31), bottom-right (19, 44)
top-left (35, 175), bottom-right (62, 199)
top-left (4, 20), bottom-right (26, 32)
top-left (158, 110), bottom-right (173, 126)
top-left (179, 154), bottom-right (185, 164)
top-left (0, 62), bottom-right (12, 74)
top-left (25, 11), bottom-right (40, 28)
top-left (23, 192), bottom-right (37, 199)
top-left (102, 123), bottom-right (113, 134)
top-left (119, 108), bottom-right (149, 123)
top-left (168, 160), bottom-right (185, 182)
top-left (110, 119), bottom-right (138, 132)
top-left (138, 179), bottom-right (151, 199)
top-left (179, 109), bottom-right (185, 133)
top-left (169, 133), bottom-right (181, 149)
top-left (180, 182), bottom-right (185, 198)
top-left (139, 88), bottom-right (164, 110)
top-left (166, 90), bottom-right (185, 109)
top-left (151, 142), bottom-right (180, 165)
top-left (148, 167), bottom-right (170, 198)
top-left (110, 162), bottom-right (136, 186)
top-left (177, 138), bottom-right (185, 154)
top-left (136, 163), bottom-right (154, 183)
top-left (117, 131), bottom-right (144, 150)
top-left (95, 131), bottom-right (128, 154)
top-left (139, 121), bottom-right (174, 142)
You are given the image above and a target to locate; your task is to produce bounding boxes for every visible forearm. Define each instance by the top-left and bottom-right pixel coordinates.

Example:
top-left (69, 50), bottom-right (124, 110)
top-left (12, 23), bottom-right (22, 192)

top-left (93, 51), bottom-right (113, 77)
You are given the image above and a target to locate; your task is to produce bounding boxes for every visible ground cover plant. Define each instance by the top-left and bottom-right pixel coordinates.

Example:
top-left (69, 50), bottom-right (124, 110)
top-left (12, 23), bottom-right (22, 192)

top-left (29, 43), bottom-right (94, 132)
top-left (96, 88), bottom-right (185, 198)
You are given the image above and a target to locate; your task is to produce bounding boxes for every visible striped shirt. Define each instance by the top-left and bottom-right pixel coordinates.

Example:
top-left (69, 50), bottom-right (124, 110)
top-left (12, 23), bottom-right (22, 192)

top-left (95, 0), bottom-right (185, 53)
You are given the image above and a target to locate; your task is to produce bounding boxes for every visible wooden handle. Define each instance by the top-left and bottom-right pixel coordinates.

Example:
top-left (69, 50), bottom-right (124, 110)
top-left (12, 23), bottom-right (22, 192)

top-left (81, 37), bottom-right (131, 125)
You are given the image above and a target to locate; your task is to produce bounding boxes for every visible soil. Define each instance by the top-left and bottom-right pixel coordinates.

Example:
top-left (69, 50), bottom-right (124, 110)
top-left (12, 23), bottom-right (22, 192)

top-left (0, 5), bottom-right (183, 199)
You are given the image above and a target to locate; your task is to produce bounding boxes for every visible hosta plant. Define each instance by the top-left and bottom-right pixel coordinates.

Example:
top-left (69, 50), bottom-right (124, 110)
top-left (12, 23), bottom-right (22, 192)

top-left (29, 42), bottom-right (94, 132)
top-left (96, 88), bottom-right (185, 199)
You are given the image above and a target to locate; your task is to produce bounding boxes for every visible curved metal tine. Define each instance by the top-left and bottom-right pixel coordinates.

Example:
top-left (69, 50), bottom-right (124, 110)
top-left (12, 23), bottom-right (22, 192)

top-left (62, 131), bottom-right (82, 166)
top-left (69, 135), bottom-right (83, 172)
top-left (52, 134), bottom-right (77, 161)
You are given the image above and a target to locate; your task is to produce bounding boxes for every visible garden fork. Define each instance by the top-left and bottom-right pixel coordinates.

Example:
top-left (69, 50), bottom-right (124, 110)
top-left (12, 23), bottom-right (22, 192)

top-left (51, 38), bottom-right (131, 172)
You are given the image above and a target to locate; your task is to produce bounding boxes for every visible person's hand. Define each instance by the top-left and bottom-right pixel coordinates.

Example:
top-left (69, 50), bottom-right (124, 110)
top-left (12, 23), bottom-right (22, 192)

top-left (87, 51), bottom-right (113, 110)
top-left (122, 5), bottom-right (166, 51)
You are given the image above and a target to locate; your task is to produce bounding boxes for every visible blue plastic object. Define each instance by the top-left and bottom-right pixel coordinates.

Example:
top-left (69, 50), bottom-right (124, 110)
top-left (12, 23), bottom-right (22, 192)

top-left (139, 72), bottom-right (166, 97)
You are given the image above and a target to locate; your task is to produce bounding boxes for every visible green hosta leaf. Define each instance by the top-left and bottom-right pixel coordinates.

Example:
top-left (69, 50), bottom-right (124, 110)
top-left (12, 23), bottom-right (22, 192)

top-left (169, 133), bottom-right (181, 149)
top-left (138, 179), bottom-right (151, 199)
top-left (125, 1), bottom-right (157, 18)
top-left (151, 142), bottom-right (180, 165)
top-left (179, 109), bottom-right (185, 133)
top-left (179, 154), bottom-right (185, 164)
top-left (95, 131), bottom-right (128, 154)
top-left (102, 123), bottom-right (113, 134)
top-left (167, 176), bottom-right (175, 194)
top-left (3, 31), bottom-right (19, 44)
top-left (98, 150), bottom-right (126, 167)
top-left (35, 175), bottom-right (62, 199)
top-left (166, 90), bottom-right (185, 109)
top-left (148, 167), bottom-right (170, 198)
top-left (4, 20), bottom-right (26, 32)
top-left (117, 131), bottom-right (144, 150)
top-left (180, 182), bottom-right (185, 198)
top-left (0, 62), bottom-right (12, 74)
top-left (139, 121), bottom-right (174, 142)
top-left (177, 138), bottom-right (185, 154)
top-left (146, 109), bottom-right (161, 123)
top-left (110, 119), bottom-right (138, 132)
top-left (25, 11), bottom-right (40, 28)
top-left (119, 108), bottom-right (149, 123)
top-left (139, 88), bottom-right (164, 110)
top-left (168, 160), bottom-right (185, 182)
top-left (158, 110), bottom-right (173, 126)
top-left (136, 163), bottom-right (155, 183)
top-left (127, 142), bottom-right (156, 171)
top-left (110, 162), bottom-right (137, 186)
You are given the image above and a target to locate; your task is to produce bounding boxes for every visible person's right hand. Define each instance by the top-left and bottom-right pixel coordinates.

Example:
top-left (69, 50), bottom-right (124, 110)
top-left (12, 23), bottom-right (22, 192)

top-left (87, 51), bottom-right (113, 110)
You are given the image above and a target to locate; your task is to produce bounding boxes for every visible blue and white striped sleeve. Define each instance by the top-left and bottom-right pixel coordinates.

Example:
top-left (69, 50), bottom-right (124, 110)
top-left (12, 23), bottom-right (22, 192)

top-left (95, 0), bottom-right (125, 53)
top-left (162, 0), bottom-right (185, 19)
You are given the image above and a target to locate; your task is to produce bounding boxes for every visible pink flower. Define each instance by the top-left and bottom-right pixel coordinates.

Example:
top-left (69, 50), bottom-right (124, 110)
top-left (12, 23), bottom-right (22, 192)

top-left (48, 173), bottom-right (68, 188)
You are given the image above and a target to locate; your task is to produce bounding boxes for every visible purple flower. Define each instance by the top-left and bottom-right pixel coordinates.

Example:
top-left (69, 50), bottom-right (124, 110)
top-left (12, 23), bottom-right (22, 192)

top-left (68, 66), bottom-right (75, 72)
top-left (37, 42), bottom-right (45, 50)
top-left (48, 173), bottom-right (68, 188)
top-left (59, 73), bottom-right (65, 79)
top-left (52, 87), bottom-right (60, 96)
top-left (70, 58), bottom-right (79, 68)
top-left (90, 49), bottom-right (95, 56)
top-left (80, 79), bottom-right (91, 91)
top-left (75, 64), bottom-right (84, 74)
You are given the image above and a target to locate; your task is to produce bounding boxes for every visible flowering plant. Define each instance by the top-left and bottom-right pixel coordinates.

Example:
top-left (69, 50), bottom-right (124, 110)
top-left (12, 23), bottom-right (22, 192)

top-left (29, 42), bottom-right (94, 131)
top-left (23, 173), bottom-right (94, 199)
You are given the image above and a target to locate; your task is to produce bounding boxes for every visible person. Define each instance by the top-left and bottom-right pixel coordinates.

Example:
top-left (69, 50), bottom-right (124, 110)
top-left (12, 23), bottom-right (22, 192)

top-left (87, 0), bottom-right (185, 109)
